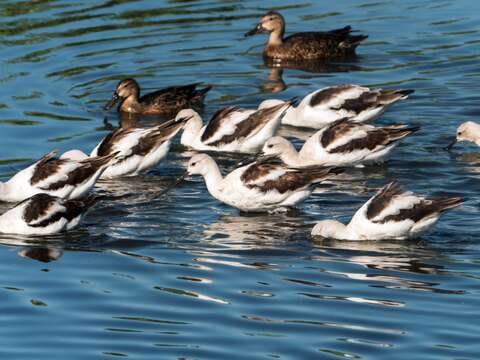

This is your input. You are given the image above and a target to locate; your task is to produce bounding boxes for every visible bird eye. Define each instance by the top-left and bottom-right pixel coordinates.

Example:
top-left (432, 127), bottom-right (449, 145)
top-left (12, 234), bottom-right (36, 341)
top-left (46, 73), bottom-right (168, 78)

top-left (191, 162), bottom-right (197, 166)
top-left (267, 144), bottom-right (274, 148)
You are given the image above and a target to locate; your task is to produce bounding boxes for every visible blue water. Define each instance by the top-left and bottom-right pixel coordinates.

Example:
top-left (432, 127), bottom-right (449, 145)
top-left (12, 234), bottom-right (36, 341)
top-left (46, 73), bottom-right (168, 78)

top-left (1, 0), bottom-right (480, 359)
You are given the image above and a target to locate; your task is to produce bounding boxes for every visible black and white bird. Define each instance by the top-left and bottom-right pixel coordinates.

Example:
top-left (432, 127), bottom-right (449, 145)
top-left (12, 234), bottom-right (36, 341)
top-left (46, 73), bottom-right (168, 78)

top-left (62, 116), bottom-right (190, 179)
top-left (259, 85), bottom-right (414, 129)
top-left (185, 153), bottom-right (343, 212)
top-left (261, 119), bottom-right (419, 167)
top-left (0, 150), bottom-right (117, 202)
top-left (311, 182), bottom-right (463, 240)
top-left (0, 193), bottom-right (98, 235)
top-left (179, 101), bottom-right (293, 154)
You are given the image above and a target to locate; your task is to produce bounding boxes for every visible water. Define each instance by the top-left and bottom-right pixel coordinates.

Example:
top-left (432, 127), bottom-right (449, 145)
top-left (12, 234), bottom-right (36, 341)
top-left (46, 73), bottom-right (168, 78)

top-left (0, 0), bottom-right (480, 358)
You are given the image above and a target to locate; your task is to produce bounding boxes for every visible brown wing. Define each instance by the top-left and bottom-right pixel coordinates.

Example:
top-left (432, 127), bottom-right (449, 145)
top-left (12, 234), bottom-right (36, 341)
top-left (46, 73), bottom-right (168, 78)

top-left (201, 106), bottom-right (241, 143)
top-left (22, 193), bottom-right (98, 228)
top-left (366, 182), bottom-right (404, 220)
top-left (327, 125), bottom-right (419, 154)
top-left (320, 118), bottom-right (359, 148)
top-left (30, 150), bottom-right (72, 186)
top-left (207, 103), bottom-right (287, 147)
top-left (140, 83), bottom-right (210, 110)
top-left (309, 85), bottom-right (359, 107)
top-left (96, 128), bottom-right (134, 156)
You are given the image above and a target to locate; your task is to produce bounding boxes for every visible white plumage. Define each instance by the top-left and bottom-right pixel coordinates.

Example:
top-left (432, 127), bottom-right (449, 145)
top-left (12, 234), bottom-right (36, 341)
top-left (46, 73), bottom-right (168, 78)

top-left (0, 150), bottom-right (117, 202)
top-left (259, 85), bottom-right (414, 129)
top-left (185, 153), bottom-right (342, 212)
top-left (311, 182), bottom-right (463, 240)
top-left (62, 116), bottom-right (188, 179)
top-left (262, 119), bottom-right (419, 167)
top-left (179, 101), bottom-right (292, 154)
top-left (0, 193), bottom-right (97, 236)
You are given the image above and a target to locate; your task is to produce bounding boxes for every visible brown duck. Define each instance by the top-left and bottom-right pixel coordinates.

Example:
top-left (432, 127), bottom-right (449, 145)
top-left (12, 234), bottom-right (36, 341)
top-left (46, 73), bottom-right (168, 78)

top-left (104, 78), bottom-right (211, 116)
top-left (245, 11), bottom-right (368, 61)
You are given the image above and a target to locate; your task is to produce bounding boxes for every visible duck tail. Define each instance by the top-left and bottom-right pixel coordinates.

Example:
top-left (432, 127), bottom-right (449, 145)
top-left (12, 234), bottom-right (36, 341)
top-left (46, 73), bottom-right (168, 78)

top-left (193, 85), bottom-right (212, 100)
top-left (339, 34), bottom-right (368, 49)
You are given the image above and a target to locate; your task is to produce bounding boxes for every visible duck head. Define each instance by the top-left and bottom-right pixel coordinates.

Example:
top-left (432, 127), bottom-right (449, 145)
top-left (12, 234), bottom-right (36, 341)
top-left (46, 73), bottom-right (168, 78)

top-left (104, 78), bottom-right (140, 111)
top-left (245, 11), bottom-right (285, 38)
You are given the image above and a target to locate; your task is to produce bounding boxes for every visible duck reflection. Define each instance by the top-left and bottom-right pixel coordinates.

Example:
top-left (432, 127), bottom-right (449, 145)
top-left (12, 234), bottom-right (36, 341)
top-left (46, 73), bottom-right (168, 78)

top-left (261, 60), bottom-right (363, 94)
top-left (312, 238), bottom-right (464, 294)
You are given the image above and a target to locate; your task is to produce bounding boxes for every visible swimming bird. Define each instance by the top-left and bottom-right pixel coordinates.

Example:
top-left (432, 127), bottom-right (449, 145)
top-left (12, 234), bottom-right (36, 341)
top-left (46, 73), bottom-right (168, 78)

top-left (445, 121), bottom-right (480, 150)
top-left (311, 181), bottom-right (463, 240)
top-left (261, 119), bottom-right (419, 167)
top-left (178, 100), bottom-right (293, 154)
top-left (258, 85), bottom-right (414, 129)
top-left (0, 150), bottom-right (118, 202)
top-left (104, 78), bottom-right (211, 116)
top-left (63, 116), bottom-right (190, 179)
top-left (244, 11), bottom-right (368, 61)
top-left (0, 193), bottom-right (98, 236)
top-left (185, 153), bottom-right (343, 212)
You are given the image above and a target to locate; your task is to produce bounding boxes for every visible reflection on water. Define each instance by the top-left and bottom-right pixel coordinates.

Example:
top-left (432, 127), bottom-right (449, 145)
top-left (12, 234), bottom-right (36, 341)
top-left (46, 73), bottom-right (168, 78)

top-left (1, 0), bottom-right (480, 359)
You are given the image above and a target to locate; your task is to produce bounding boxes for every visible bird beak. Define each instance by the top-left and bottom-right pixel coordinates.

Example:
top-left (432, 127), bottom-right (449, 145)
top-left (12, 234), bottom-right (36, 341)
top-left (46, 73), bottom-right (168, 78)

top-left (104, 92), bottom-right (120, 111)
top-left (153, 171), bottom-right (188, 199)
top-left (445, 137), bottom-right (458, 151)
top-left (244, 23), bottom-right (266, 37)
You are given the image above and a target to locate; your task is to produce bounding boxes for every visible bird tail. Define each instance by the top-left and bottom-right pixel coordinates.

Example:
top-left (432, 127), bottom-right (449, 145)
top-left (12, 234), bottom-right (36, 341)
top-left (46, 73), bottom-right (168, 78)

top-left (339, 34), bottom-right (368, 49)
top-left (378, 89), bottom-right (415, 104)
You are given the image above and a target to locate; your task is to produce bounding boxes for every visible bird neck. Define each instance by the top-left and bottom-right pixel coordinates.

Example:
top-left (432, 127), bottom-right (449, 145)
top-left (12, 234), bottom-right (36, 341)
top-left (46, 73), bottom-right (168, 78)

top-left (120, 95), bottom-right (141, 113)
top-left (0, 182), bottom-right (13, 202)
top-left (268, 28), bottom-right (284, 46)
top-left (202, 162), bottom-right (224, 197)
top-left (181, 118), bottom-right (204, 146)
top-left (279, 142), bottom-right (301, 167)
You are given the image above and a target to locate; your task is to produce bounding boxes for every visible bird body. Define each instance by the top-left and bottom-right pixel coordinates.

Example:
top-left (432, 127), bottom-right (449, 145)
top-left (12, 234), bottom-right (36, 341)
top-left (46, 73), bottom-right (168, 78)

top-left (186, 154), bottom-right (342, 212)
top-left (262, 119), bottom-right (419, 167)
top-left (311, 182), bottom-right (463, 240)
top-left (0, 193), bottom-right (98, 236)
top-left (179, 101), bottom-right (292, 154)
top-left (259, 85), bottom-right (414, 129)
top-left (0, 151), bottom-right (116, 202)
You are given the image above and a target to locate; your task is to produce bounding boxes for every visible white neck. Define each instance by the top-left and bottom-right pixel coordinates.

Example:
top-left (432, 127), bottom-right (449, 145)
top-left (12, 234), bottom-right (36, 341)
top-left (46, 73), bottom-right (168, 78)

top-left (278, 142), bottom-right (301, 167)
top-left (181, 118), bottom-right (203, 146)
top-left (312, 220), bottom-right (357, 240)
top-left (0, 182), bottom-right (12, 202)
top-left (280, 106), bottom-right (298, 125)
top-left (202, 161), bottom-right (224, 198)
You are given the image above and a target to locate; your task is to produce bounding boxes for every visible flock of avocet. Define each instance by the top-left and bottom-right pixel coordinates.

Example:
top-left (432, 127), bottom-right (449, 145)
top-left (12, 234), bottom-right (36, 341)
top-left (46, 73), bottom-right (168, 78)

top-left (0, 11), bottom-right (474, 240)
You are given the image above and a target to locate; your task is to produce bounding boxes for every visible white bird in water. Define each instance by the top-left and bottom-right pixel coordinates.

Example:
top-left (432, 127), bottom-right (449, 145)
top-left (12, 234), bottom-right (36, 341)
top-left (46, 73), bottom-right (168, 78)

top-left (0, 150), bottom-right (118, 202)
top-left (178, 100), bottom-right (293, 154)
top-left (0, 193), bottom-right (99, 236)
top-left (63, 116), bottom-right (190, 179)
top-left (446, 121), bottom-right (480, 150)
top-left (311, 181), bottom-right (463, 240)
top-left (259, 85), bottom-right (414, 129)
top-left (261, 118), bottom-right (419, 167)
top-left (185, 153), bottom-right (343, 212)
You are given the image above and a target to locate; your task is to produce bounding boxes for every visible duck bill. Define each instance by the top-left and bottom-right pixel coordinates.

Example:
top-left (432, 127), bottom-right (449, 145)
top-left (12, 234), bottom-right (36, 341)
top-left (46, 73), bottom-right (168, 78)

top-left (103, 93), bottom-right (120, 111)
top-left (445, 137), bottom-right (458, 151)
top-left (244, 23), bottom-right (266, 37)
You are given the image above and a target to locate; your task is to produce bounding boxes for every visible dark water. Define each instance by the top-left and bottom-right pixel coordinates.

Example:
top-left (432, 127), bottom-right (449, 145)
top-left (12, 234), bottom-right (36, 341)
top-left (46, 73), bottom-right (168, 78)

top-left (1, 0), bottom-right (480, 358)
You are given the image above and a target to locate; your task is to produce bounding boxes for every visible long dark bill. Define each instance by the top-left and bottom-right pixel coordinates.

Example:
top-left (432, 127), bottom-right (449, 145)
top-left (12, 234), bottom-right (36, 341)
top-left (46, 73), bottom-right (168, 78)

top-left (152, 172), bottom-right (188, 199)
top-left (445, 137), bottom-right (457, 151)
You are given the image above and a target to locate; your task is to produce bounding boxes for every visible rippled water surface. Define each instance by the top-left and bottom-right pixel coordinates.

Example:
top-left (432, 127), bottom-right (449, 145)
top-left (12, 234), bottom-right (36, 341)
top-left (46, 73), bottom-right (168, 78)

top-left (1, 0), bottom-right (480, 358)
